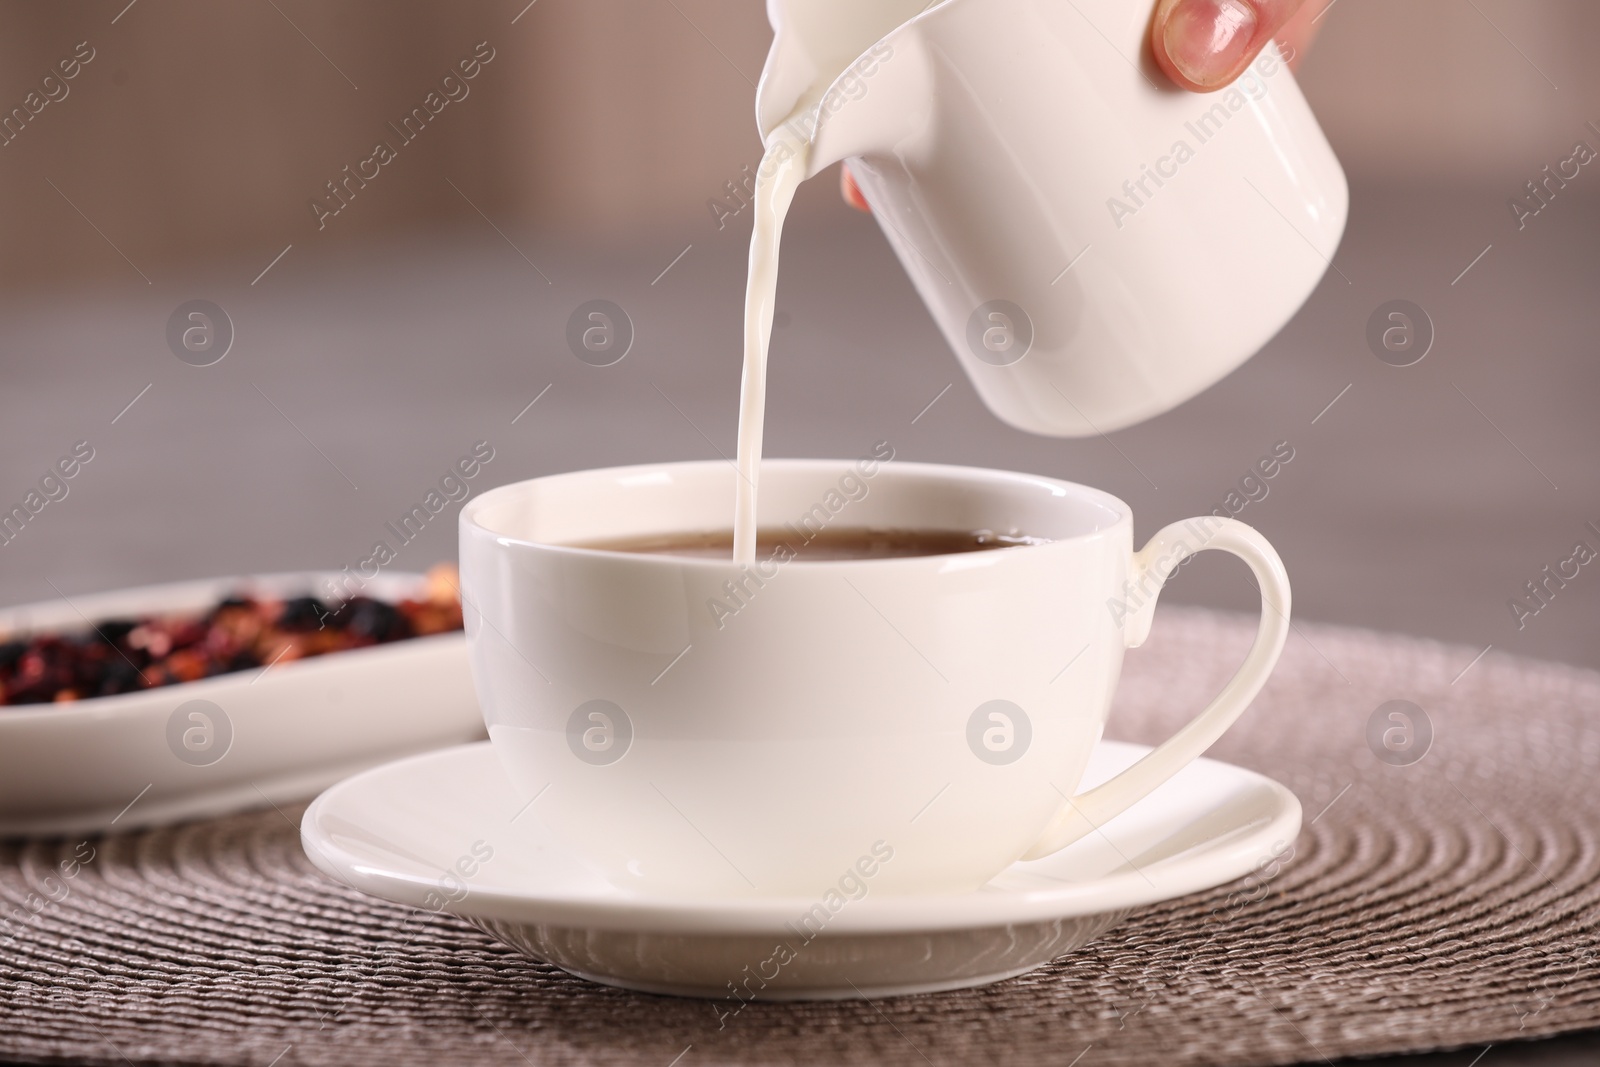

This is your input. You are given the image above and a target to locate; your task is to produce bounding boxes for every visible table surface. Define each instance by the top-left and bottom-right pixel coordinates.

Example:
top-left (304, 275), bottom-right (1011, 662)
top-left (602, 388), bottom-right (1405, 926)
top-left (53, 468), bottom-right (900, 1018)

top-left (1354, 1034), bottom-right (1600, 1067)
top-left (1, 180), bottom-right (1597, 1065)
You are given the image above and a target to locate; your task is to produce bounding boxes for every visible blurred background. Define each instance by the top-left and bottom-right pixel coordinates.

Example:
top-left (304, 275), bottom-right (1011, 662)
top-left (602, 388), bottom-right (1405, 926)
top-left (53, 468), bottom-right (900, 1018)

top-left (3, 0), bottom-right (1598, 679)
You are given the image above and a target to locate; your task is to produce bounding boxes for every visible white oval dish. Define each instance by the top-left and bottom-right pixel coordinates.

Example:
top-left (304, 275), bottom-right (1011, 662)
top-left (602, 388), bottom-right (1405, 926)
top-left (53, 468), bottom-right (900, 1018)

top-left (301, 739), bottom-right (1301, 1000)
top-left (0, 572), bottom-right (483, 837)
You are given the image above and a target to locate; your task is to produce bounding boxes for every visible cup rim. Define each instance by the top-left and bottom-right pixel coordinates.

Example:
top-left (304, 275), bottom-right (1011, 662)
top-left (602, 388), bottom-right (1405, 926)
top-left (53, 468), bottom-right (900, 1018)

top-left (460, 459), bottom-right (1132, 569)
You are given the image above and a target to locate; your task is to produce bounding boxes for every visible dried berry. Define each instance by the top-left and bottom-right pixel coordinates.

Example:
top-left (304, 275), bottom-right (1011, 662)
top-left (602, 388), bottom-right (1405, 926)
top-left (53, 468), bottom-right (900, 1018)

top-left (343, 598), bottom-right (412, 644)
top-left (92, 620), bottom-right (137, 646)
top-left (97, 659), bottom-right (145, 697)
top-left (277, 597), bottom-right (331, 633)
top-left (0, 564), bottom-right (462, 707)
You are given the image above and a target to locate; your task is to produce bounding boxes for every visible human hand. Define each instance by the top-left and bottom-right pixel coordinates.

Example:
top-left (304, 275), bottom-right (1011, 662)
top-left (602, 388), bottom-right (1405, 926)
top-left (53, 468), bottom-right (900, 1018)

top-left (1150, 0), bottom-right (1318, 90)
top-left (841, 0), bottom-right (1327, 210)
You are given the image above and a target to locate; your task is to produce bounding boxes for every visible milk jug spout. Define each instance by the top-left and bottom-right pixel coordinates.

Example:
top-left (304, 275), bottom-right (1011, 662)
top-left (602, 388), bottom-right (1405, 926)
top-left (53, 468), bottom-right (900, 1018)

top-left (756, 0), bottom-right (930, 165)
top-left (758, 0), bottom-right (1349, 438)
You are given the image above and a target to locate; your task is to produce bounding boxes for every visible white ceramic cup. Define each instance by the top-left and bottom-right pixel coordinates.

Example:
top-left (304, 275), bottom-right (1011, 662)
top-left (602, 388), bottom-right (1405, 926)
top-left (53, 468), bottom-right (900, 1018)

top-left (757, 0), bottom-right (1348, 436)
top-left (460, 459), bottom-right (1289, 897)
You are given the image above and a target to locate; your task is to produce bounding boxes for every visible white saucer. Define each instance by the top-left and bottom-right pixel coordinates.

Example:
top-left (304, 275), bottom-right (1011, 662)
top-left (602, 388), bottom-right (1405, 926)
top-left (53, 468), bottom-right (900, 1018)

top-left (302, 740), bottom-right (1300, 1000)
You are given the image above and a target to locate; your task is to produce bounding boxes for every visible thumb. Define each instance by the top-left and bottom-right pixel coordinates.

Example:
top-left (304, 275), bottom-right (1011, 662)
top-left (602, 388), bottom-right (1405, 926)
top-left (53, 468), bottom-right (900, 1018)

top-left (1151, 0), bottom-right (1307, 91)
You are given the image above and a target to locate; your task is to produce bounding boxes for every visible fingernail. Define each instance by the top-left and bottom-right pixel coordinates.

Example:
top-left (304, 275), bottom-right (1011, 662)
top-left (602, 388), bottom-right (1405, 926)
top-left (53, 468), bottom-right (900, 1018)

top-left (1163, 0), bottom-right (1258, 88)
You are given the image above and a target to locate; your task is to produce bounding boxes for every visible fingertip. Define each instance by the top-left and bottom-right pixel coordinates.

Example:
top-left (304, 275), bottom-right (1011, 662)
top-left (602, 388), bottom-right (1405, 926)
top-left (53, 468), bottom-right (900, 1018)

top-left (1153, 0), bottom-right (1312, 90)
top-left (1155, 0), bottom-right (1259, 91)
top-left (840, 166), bottom-right (871, 213)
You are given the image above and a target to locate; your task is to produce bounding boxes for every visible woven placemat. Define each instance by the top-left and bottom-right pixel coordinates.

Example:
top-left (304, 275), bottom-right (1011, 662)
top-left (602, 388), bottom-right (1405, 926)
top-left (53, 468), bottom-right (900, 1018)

top-left (2, 606), bottom-right (1598, 1067)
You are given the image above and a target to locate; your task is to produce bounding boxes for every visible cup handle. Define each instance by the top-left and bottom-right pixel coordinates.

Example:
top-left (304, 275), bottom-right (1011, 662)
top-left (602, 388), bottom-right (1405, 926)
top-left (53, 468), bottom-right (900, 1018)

top-left (1021, 517), bottom-right (1291, 860)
